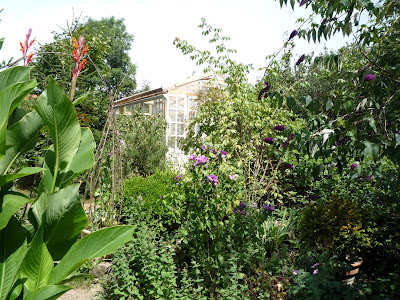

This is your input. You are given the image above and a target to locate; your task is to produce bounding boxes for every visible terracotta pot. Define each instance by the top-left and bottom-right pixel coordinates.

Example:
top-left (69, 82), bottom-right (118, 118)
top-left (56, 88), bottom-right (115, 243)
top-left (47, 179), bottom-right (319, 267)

top-left (342, 260), bottom-right (363, 286)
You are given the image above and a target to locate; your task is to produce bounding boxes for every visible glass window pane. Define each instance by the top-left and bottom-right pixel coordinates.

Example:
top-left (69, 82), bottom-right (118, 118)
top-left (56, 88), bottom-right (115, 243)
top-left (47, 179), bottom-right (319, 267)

top-left (177, 110), bottom-right (184, 122)
top-left (189, 99), bottom-right (197, 111)
top-left (169, 110), bottom-right (176, 122)
top-left (169, 96), bottom-right (176, 109)
top-left (143, 103), bottom-right (150, 114)
top-left (169, 123), bottom-right (176, 135)
top-left (177, 123), bottom-right (184, 135)
top-left (177, 97), bottom-right (185, 109)
top-left (168, 136), bottom-right (175, 148)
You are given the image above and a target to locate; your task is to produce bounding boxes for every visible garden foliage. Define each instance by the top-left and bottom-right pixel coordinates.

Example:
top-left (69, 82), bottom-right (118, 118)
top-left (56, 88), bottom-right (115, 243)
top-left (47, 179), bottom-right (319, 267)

top-left (0, 65), bottom-right (134, 299)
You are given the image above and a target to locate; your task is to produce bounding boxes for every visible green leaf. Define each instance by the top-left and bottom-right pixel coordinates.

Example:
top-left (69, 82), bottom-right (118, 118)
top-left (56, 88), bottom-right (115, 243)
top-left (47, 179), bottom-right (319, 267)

top-left (325, 99), bottom-right (333, 111)
top-left (305, 95), bottom-right (312, 107)
top-left (0, 192), bottom-right (30, 231)
top-left (0, 73), bottom-right (36, 161)
top-left (395, 133), bottom-right (400, 147)
top-left (0, 111), bottom-right (44, 175)
top-left (0, 67), bottom-right (32, 93)
top-left (35, 79), bottom-right (81, 193)
top-left (286, 96), bottom-right (296, 112)
top-left (72, 94), bottom-right (88, 107)
top-left (343, 100), bottom-right (352, 112)
top-left (48, 226), bottom-right (135, 285)
top-left (42, 128), bottom-right (95, 190)
top-left (44, 184), bottom-right (88, 261)
top-left (23, 285), bottom-right (71, 300)
top-left (20, 224), bottom-right (53, 292)
top-left (363, 141), bottom-right (379, 160)
top-left (0, 217), bottom-right (27, 300)
top-left (0, 167), bottom-right (45, 188)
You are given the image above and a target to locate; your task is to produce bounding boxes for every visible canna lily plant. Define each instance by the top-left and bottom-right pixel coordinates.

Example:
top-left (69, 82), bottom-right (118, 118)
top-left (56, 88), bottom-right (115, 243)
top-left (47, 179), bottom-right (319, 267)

top-left (0, 65), bottom-right (134, 299)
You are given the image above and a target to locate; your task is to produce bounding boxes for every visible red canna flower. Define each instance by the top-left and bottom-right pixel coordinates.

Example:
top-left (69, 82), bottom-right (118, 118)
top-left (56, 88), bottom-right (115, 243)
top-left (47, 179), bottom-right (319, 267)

top-left (72, 36), bottom-right (89, 78)
top-left (20, 28), bottom-right (36, 66)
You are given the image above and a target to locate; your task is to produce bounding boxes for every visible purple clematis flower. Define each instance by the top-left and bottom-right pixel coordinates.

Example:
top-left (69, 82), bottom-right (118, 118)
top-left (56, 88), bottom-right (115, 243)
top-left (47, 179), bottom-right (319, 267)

top-left (363, 74), bottom-right (375, 81)
top-left (195, 155), bottom-right (209, 166)
top-left (311, 263), bottom-right (319, 268)
top-left (350, 163), bottom-right (358, 170)
top-left (228, 174), bottom-right (239, 180)
top-left (201, 144), bottom-right (207, 151)
top-left (207, 174), bottom-right (218, 186)
top-left (273, 125), bottom-right (285, 131)
top-left (189, 154), bottom-right (197, 161)
top-left (263, 137), bottom-right (274, 144)
top-left (220, 150), bottom-right (227, 158)
top-left (239, 201), bottom-right (246, 209)
top-left (289, 30), bottom-right (297, 40)
top-left (175, 175), bottom-right (182, 181)
top-left (263, 204), bottom-right (275, 212)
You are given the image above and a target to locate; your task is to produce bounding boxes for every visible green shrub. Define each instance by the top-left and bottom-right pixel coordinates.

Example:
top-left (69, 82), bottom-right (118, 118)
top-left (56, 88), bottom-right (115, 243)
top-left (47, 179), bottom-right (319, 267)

top-left (298, 194), bottom-right (378, 261)
top-left (121, 170), bottom-right (181, 227)
top-left (102, 222), bottom-right (206, 300)
top-left (117, 112), bottom-right (168, 177)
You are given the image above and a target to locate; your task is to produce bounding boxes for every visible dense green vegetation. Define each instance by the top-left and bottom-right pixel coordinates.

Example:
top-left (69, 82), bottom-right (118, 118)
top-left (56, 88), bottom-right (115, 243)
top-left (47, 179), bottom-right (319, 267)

top-left (1, 0), bottom-right (399, 299)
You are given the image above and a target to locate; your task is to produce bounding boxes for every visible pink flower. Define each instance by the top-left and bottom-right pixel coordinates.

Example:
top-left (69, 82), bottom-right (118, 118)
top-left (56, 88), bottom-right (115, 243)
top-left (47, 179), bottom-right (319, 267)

top-left (313, 269), bottom-right (319, 275)
top-left (293, 270), bottom-right (299, 275)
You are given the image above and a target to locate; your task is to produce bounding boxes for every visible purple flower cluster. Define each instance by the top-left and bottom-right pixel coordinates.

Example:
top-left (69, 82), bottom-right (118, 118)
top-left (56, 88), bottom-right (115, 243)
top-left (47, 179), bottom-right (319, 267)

top-left (195, 155), bottom-right (209, 167)
top-left (234, 202), bottom-right (246, 215)
top-left (273, 125), bottom-right (285, 131)
top-left (284, 163), bottom-right (294, 170)
top-left (300, 0), bottom-right (311, 6)
top-left (363, 74), bottom-right (375, 81)
top-left (350, 163), bottom-right (358, 170)
top-left (189, 154), bottom-right (197, 161)
top-left (263, 203), bottom-right (275, 213)
top-left (289, 30), bottom-right (297, 41)
top-left (258, 81), bottom-right (272, 100)
top-left (220, 150), bottom-right (227, 158)
top-left (282, 133), bottom-right (295, 148)
top-left (262, 137), bottom-right (274, 144)
top-left (175, 174), bottom-right (182, 181)
top-left (207, 174), bottom-right (218, 186)
top-left (296, 54), bottom-right (306, 66)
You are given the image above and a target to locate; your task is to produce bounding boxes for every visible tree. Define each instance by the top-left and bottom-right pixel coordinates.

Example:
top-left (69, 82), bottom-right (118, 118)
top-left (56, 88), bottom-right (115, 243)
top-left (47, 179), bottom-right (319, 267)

top-left (32, 16), bottom-right (137, 137)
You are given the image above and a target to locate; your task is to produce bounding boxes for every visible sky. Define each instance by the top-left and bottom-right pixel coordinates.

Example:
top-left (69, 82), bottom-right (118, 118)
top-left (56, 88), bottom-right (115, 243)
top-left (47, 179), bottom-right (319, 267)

top-left (0, 0), bottom-right (352, 90)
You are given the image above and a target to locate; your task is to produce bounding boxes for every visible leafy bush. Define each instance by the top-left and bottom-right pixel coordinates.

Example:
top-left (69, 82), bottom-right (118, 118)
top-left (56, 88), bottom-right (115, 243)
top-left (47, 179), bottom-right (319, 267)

top-left (298, 194), bottom-right (378, 261)
top-left (117, 112), bottom-right (168, 177)
top-left (121, 170), bottom-right (180, 227)
top-left (102, 222), bottom-right (206, 300)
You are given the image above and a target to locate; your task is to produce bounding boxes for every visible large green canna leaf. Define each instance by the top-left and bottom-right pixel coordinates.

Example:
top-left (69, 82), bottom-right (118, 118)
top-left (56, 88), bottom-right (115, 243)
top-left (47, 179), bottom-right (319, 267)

top-left (20, 224), bottom-right (53, 292)
top-left (0, 192), bottom-right (30, 231)
top-left (0, 168), bottom-right (45, 188)
top-left (23, 285), bottom-right (71, 300)
top-left (0, 67), bottom-right (32, 93)
top-left (43, 184), bottom-right (87, 260)
top-left (41, 128), bottom-right (95, 191)
top-left (48, 226), bottom-right (135, 285)
top-left (0, 79), bottom-right (36, 161)
top-left (0, 110), bottom-right (44, 175)
top-left (35, 78), bottom-right (81, 193)
top-left (0, 217), bottom-right (27, 300)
